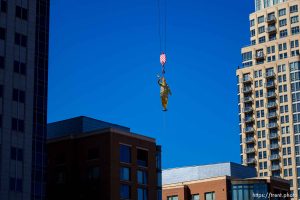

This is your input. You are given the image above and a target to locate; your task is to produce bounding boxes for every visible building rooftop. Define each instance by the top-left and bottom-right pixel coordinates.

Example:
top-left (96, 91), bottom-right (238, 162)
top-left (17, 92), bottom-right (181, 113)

top-left (162, 162), bottom-right (256, 185)
top-left (47, 116), bottom-right (130, 139)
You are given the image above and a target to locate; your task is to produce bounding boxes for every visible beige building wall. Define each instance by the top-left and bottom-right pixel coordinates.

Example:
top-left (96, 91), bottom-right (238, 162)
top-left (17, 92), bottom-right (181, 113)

top-left (237, 0), bottom-right (300, 198)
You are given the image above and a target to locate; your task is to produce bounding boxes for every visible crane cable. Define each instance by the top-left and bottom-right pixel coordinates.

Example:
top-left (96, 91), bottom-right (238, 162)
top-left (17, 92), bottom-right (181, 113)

top-left (157, 0), bottom-right (167, 77)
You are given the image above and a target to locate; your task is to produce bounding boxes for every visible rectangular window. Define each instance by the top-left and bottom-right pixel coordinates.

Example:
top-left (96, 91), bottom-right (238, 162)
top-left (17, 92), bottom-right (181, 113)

top-left (205, 192), bottom-right (216, 200)
top-left (291, 16), bottom-right (299, 24)
top-left (87, 166), bottom-right (100, 181)
top-left (1, 1), bottom-right (7, 13)
top-left (0, 56), bottom-right (4, 68)
top-left (279, 8), bottom-right (286, 16)
top-left (12, 88), bottom-right (25, 103)
top-left (292, 26), bottom-right (300, 35)
top-left (11, 118), bottom-right (24, 132)
top-left (167, 196), bottom-right (178, 200)
top-left (15, 33), bottom-right (27, 47)
top-left (192, 194), bottom-right (200, 200)
top-left (0, 27), bottom-right (5, 40)
top-left (290, 5), bottom-right (298, 13)
top-left (120, 144), bottom-right (131, 163)
top-left (258, 26), bottom-right (265, 34)
top-left (138, 188), bottom-right (148, 200)
top-left (137, 170), bottom-right (148, 185)
top-left (280, 29), bottom-right (288, 38)
top-left (14, 61), bottom-right (26, 75)
top-left (16, 6), bottom-right (28, 20)
top-left (9, 178), bottom-right (22, 192)
top-left (259, 36), bottom-right (266, 43)
top-left (120, 184), bottom-right (131, 200)
top-left (137, 148), bottom-right (148, 167)
top-left (250, 19), bottom-right (255, 27)
top-left (279, 19), bottom-right (287, 27)
top-left (258, 16), bottom-right (265, 24)
top-left (10, 147), bottom-right (23, 161)
top-left (120, 167), bottom-right (130, 181)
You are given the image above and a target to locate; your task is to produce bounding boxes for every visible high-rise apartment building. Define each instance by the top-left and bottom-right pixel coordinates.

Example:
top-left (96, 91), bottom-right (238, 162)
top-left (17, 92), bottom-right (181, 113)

top-left (0, 0), bottom-right (49, 199)
top-left (237, 0), bottom-right (300, 197)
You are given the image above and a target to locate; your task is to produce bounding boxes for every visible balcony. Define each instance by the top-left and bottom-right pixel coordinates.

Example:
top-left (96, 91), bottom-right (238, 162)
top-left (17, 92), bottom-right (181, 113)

top-left (267, 25), bottom-right (277, 34)
top-left (266, 81), bottom-right (275, 88)
top-left (267, 15), bottom-right (276, 23)
top-left (244, 137), bottom-right (255, 143)
top-left (244, 127), bottom-right (255, 133)
top-left (265, 71), bottom-right (275, 78)
top-left (266, 92), bottom-right (276, 98)
top-left (243, 107), bottom-right (253, 113)
top-left (244, 117), bottom-right (254, 123)
top-left (270, 165), bottom-right (281, 171)
top-left (242, 76), bottom-right (252, 83)
top-left (269, 154), bottom-right (280, 161)
top-left (255, 51), bottom-right (265, 60)
top-left (243, 96), bottom-right (253, 103)
top-left (267, 112), bottom-right (277, 119)
top-left (266, 102), bottom-right (277, 108)
top-left (269, 143), bottom-right (280, 150)
top-left (246, 158), bottom-right (256, 164)
top-left (245, 148), bottom-right (256, 154)
top-left (243, 87), bottom-right (253, 93)
top-left (269, 132), bottom-right (279, 139)
top-left (267, 123), bottom-right (278, 129)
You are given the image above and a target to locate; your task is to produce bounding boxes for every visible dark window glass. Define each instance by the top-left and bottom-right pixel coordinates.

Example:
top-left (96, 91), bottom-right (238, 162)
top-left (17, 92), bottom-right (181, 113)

top-left (0, 56), bottom-right (4, 68)
top-left (0, 27), bottom-right (5, 40)
top-left (12, 89), bottom-right (25, 103)
top-left (120, 145), bottom-right (131, 163)
top-left (14, 61), bottom-right (26, 75)
top-left (137, 149), bottom-right (148, 167)
top-left (10, 147), bottom-right (23, 161)
top-left (120, 184), bottom-right (131, 199)
top-left (87, 148), bottom-right (99, 160)
top-left (9, 178), bottom-right (23, 192)
top-left (1, 1), bottom-right (7, 13)
top-left (137, 170), bottom-right (147, 185)
top-left (87, 167), bottom-right (100, 181)
top-left (138, 188), bottom-right (148, 200)
top-left (16, 6), bottom-right (28, 20)
top-left (0, 85), bottom-right (3, 98)
top-left (0, 115), bottom-right (2, 128)
top-left (120, 167), bottom-right (130, 181)
top-left (15, 33), bottom-right (27, 47)
top-left (11, 118), bottom-right (24, 132)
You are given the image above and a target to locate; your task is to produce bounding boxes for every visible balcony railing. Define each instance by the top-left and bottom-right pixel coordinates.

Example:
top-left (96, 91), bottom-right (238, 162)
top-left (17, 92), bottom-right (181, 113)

top-left (255, 52), bottom-right (265, 60)
top-left (246, 158), bottom-right (256, 164)
top-left (244, 117), bottom-right (254, 123)
top-left (269, 133), bottom-right (279, 139)
top-left (245, 148), bottom-right (256, 154)
top-left (266, 102), bottom-right (277, 108)
top-left (269, 154), bottom-right (280, 160)
top-left (270, 165), bottom-right (281, 171)
top-left (243, 96), bottom-right (253, 103)
top-left (242, 76), bottom-right (252, 83)
top-left (244, 127), bottom-right (254, 133)
top-left (269, 143), bottom-right (280, 150)
top-left (267, 112), bottom-right (277, 119)
top-left (267, 15), bottom-right (276, 23)
top-left (267, 123), bottom-right (278, 129)
top-left (243, 87), bottom-right (253, 93)
top-left (267, 25), bottom-right (277, 33)
top-left (243, 107), bottom-right (253, 113)
top-left (266, 81), bottom-right (275, 88)
top-left (265, 71), bottom-right (275, 78)
top-left (244, 137), bottom-right (255, 143)
top-left (266, 92), bottom-right (276, 98)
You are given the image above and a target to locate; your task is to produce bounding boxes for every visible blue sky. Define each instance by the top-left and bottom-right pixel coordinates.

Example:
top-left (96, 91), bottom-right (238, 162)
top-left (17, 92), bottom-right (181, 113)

top-left (48, 0), bottom-right (255, 168)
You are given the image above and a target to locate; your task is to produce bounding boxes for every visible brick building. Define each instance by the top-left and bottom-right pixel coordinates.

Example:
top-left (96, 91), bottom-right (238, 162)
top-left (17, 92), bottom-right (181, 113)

top-left (163, 162), bottom-right (290, 200)
top-left (47, 116), bottom-right (162, 200)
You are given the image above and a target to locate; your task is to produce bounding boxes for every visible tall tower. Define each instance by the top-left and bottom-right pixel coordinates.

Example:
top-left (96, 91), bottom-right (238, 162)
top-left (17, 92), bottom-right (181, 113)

top-left (0, 0), bottom-right (49, 199)
top-left (237, 0), bottom-right (300, 197)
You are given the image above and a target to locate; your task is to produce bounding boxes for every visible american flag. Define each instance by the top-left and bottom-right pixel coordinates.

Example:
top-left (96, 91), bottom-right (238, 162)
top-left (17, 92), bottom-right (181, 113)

top-left (160, 53), bottom-right (166, 66)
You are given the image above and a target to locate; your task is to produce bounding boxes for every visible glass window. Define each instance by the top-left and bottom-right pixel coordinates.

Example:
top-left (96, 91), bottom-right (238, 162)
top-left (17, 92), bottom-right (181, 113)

top-left (120, 167), bottom-right (130, 181)
top-left (279, 8), bottom-right (286, 16)
top-left (138, 188), bottom-right (148, 200)
top-left (120, 144), bottom-right (131, 163)
top-left (87, 166), bottom-right (100, 181)
top-left (137, 170), bottom-right (148, 185)
top-left (192, 194), bottom-right (200, 200)
top-left (167, 196), bottom-right (178, 200)
top-left (205, 192), bottom-right (215, 200)
top-left (137, 149), bottom-right (148, 167)
top-left (120, 184), bottom-right (131, 199)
